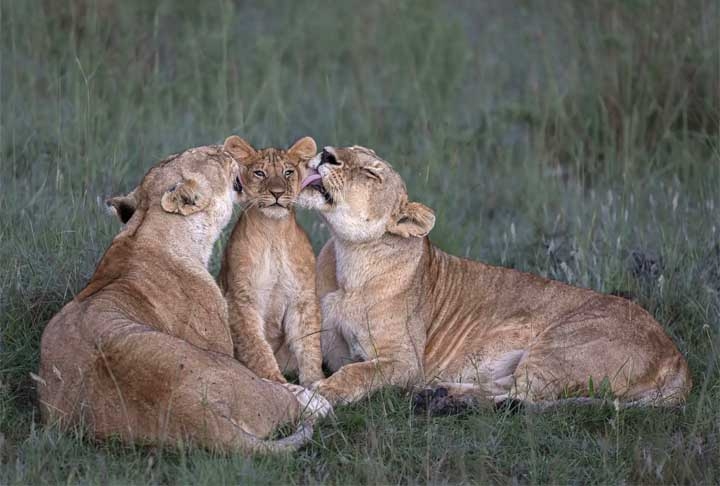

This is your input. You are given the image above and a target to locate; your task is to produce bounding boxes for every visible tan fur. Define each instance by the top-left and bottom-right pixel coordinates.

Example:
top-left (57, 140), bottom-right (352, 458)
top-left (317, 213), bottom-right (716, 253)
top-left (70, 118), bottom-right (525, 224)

top-left (298, 146), bottom-right (692, 406)
top-left (38, 145), bottom-right (330, 453)
top-left (219, 136), bottom-right (324, 387)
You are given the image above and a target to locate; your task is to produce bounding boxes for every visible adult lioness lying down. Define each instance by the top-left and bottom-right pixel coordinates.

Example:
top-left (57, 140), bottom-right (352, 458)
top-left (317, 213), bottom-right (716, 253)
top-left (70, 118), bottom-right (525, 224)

top-left (298, 146), bottom-right (691, 407)
top-left (38, 144), bottom-right (329, 453)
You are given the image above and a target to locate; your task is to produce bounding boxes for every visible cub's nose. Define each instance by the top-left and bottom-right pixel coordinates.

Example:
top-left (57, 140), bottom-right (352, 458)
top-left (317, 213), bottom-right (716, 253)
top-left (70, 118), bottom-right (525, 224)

top-left (268, 177), bottom-right (286, 200)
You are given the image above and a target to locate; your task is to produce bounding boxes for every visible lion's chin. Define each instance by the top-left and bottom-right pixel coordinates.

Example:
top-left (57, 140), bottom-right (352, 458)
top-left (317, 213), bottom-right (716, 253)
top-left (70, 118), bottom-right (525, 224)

top-left (260, 205), bottom-right (290, 219)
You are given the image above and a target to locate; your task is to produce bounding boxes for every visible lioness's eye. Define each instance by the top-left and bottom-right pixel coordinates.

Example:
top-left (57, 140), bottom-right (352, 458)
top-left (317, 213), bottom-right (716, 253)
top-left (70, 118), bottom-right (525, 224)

top-left (253, 170), bottom-right (266, 179)
top-left (284, 169), bottom-right (294, 179)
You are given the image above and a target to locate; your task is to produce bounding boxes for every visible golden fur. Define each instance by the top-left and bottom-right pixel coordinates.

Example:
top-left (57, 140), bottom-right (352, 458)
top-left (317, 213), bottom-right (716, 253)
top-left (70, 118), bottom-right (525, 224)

top-left (38, 145), bottom-right (330, 453)
top-left (219, 136), bottom-right (324, 387)
top-left (298, 145), bottom-right (692, 407)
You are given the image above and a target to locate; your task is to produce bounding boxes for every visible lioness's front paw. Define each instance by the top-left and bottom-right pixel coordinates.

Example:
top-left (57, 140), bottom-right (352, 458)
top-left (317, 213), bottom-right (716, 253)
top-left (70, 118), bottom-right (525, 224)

top-left (281, 383), bottom-right (333, 420)
top-left (309, 379), bottom-right (346, 407)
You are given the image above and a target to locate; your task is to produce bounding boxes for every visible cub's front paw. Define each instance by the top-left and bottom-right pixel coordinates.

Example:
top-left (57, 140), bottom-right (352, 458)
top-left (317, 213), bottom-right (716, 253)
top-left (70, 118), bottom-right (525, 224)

top-left (262, 370), bottom-right (287, 384)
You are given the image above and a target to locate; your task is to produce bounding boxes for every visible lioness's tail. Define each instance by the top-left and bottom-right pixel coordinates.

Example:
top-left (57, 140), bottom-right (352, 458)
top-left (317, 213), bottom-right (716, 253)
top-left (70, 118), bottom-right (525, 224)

top-left (242, 384), bottom-right (332, 454)
top-left (239, 421), bottom-right (315, 454)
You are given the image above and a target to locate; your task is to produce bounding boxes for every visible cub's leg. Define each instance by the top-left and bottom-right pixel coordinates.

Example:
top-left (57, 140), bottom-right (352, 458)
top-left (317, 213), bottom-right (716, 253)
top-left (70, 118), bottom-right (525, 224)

top-left (316, 239), bottom-right (338, 298)
top-left (511, 309), bottom-right (691, 405)
top-left (284, 297), bottom-right (324, 387)
top-left (227, 297), bottom-right (286, 383)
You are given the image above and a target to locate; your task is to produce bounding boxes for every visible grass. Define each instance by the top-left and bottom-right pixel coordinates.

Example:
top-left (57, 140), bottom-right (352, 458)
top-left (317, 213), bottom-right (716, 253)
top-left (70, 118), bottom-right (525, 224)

top-left (1, 0), bottom-right (719, 483)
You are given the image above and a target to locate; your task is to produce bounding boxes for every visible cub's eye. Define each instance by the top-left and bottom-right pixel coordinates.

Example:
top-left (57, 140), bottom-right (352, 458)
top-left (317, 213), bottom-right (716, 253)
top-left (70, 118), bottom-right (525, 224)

top-left (253, 170), bottom-right (266, 179)
top-left (284, 169), bottom-right (295, 179)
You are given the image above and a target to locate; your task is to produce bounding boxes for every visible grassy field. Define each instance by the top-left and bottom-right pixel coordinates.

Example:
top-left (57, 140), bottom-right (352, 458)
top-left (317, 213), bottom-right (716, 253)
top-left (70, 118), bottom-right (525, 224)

top-left (1, 0), bottom-right (719, 483)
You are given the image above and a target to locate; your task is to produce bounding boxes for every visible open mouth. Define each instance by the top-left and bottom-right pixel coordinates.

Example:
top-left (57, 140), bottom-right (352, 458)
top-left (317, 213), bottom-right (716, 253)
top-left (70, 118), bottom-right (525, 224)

top-left (301, 170), bottom-right (333, 204)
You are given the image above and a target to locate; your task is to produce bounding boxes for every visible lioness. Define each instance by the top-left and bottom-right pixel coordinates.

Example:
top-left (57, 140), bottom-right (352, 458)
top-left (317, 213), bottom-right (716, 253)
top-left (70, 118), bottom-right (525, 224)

top-left (219, 135), bottom-right (324, 387)
top-left (298, 145), bottom-right (692, 407)
top-left (38, 145), bottom-right (329, 453)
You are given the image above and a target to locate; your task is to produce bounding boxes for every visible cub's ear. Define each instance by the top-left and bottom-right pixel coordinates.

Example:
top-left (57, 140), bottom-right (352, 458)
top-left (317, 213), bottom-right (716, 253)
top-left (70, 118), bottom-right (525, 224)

top-left (387, 201), bottom-right (436, 238)
top-left (223, 135), bottom-right (256, 162)
top-left (361, 159), bottom-right (385, 182)
top-left (160, 178), bottom-right (208, 216)
top-left (106, 189), bottom-right (138, 224)
top-left (288, 136), bottom-right (317, 159)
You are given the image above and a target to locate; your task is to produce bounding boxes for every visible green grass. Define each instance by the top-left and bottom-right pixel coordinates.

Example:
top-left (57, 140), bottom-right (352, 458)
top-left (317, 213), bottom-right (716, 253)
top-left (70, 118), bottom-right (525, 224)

top-left (2, 0), bottom-right (719, 483)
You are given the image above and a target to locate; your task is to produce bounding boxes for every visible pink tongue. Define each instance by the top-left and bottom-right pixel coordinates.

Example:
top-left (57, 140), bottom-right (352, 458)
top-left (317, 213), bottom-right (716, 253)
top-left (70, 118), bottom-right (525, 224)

top-left (300, 173), bottom-right (322, 190)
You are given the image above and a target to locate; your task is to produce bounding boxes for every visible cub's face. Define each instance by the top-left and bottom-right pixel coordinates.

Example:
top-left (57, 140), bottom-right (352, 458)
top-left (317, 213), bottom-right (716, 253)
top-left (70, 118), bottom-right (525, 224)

top-left (223, 136), bottom-right (317, 219)
top-left (298, 145), bottom-right (435, 243)
top-left (240, 150), bottom-right (303, 218)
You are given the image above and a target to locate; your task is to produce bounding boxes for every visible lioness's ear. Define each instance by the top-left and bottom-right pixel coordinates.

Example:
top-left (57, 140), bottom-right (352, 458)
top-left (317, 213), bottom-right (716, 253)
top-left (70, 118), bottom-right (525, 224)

top-left (223, 135), bottom-right (256, 161)
top-left (361, 159), bottom-right (385, 182)
top-left (160, 178), bottom-right (208, 216)
top-left (106, 189), bottom-right (138, 224)
top-left (387, 201), bottom-right (436, 238)
top-left (288, 136), bottom-right (317, 159)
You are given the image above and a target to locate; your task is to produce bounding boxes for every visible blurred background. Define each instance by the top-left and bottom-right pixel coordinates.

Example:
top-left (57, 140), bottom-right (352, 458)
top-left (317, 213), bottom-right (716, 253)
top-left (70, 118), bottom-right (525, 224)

top-left (1, 1), bottom-right (719, 483)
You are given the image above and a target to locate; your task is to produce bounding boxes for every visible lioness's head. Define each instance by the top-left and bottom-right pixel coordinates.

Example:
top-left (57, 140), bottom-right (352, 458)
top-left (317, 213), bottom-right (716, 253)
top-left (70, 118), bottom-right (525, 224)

top-left (298, 145), bottom-right (435, 242)
top-left (222, 135), bottom-right (317, 219)
top-left (107, 145), bottom-right (243, 231)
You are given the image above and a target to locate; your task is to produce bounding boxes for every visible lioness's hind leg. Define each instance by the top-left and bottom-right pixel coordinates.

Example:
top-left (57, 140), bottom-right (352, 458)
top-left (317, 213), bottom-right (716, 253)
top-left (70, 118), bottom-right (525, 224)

top-left (509, 316), bottom-right (690, 405)
top-left (99, 324), bottom-right (304, 452)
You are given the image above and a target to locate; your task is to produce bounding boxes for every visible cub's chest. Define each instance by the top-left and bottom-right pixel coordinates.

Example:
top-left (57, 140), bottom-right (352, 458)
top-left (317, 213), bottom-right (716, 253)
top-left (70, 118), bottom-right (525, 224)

top-left (250, 249), bottom-right (302, 311)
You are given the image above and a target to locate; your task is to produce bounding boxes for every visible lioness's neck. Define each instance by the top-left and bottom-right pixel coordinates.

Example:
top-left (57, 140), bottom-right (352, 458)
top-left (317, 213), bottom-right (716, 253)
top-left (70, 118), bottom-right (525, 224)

top-left (332, 233), bottom-right (426, 291)
top-left (79, 208), bottom-right (222, 302)
top-left (134, 208), bottom-right (221, 268)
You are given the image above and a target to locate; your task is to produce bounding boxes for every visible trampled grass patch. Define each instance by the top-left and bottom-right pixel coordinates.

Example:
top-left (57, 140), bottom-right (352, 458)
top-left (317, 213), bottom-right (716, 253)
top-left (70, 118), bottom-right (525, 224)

top-left (1, 0), bottom-right (718, 483)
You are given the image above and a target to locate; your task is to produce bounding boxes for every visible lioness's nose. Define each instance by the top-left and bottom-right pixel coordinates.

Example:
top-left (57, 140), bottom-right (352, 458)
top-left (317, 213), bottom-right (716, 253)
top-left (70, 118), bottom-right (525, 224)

top-left (319, 147), bottom-right (341, 166)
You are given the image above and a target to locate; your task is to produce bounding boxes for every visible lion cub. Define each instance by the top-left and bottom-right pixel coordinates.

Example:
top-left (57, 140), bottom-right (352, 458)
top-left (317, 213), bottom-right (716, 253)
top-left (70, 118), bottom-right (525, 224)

top-left (219, 135), bottom-right (324, 387)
